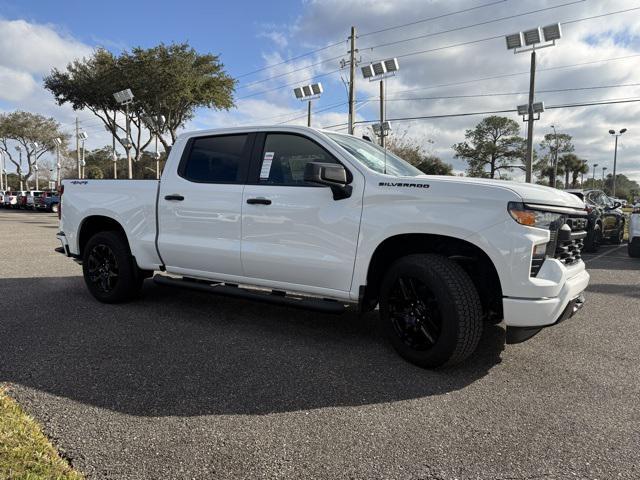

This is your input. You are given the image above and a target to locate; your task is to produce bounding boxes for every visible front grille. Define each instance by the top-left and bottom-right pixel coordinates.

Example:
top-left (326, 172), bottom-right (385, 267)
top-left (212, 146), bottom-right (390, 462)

top-left (553, 215), bottom-right (587, 266)
top-left (530, 214), bottom-right (587, 276)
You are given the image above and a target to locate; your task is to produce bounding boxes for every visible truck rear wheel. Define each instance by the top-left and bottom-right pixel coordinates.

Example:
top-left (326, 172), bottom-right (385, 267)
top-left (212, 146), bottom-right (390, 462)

top-left (379, 254), bottom-right (483, 368)
top-left (82, 231), bottom-right (144, 303)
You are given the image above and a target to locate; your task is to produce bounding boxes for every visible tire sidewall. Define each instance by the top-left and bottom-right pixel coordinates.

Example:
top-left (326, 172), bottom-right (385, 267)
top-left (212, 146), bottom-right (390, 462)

top-left (82, 231), bottom-right (138, 303)
top-left (380, 256), bottom-right (476, 368)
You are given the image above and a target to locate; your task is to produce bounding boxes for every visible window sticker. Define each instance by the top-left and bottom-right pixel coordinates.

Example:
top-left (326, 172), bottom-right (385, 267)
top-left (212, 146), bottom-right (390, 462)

top-left (260, 152), bottom-right (275, 179)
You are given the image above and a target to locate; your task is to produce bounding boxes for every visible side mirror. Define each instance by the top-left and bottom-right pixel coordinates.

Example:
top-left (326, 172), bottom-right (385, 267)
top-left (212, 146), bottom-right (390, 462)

top-left (304, 162), bottom-right (352, 200)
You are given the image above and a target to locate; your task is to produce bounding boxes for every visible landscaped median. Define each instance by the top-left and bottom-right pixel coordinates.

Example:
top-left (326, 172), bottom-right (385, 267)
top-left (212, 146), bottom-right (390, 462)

top-left (0, 385), bottom-right (83, 480)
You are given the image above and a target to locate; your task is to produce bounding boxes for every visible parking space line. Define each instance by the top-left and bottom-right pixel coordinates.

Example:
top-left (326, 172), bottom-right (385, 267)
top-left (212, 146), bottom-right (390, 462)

top-left (584, 245), bottom-right (626, 263)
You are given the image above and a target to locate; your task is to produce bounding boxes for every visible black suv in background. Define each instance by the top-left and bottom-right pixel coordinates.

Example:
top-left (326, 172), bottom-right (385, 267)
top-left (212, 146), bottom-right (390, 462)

top-left (567, 189), bottom-right (625, 251)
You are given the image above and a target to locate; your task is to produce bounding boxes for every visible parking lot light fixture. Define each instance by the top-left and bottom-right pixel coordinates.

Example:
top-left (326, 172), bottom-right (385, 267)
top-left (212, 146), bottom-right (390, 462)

top-left (592, 163), bottom-right (598, 184)
top-left (609, 128), bottom-right (627, 196)
top-left (361, 58), bottom-right (400, 147)
top-left (293, 83), bottom-right (323, 127)
top-left (506, 23), bottom-right (561, 183)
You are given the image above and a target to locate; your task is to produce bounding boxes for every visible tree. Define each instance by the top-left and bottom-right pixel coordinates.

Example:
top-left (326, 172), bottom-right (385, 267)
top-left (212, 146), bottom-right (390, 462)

top-left (535, 133), bottom-right (574, 186)
top-left (44, 43), bottom-right (236, 160)
top-left (387, 135), bottom-right (453, 175)
top-left (0, 111), bottom-right (69, 189)
top-left (452, 116), bottom-right (525, 178)
top-left (557, 153), bottom-right (582, 189)
top-left (571, 159), bottom-right (589, 188)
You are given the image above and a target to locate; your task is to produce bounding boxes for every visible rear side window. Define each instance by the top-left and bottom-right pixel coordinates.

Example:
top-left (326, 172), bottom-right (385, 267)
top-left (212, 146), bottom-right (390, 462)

top-left (182, 134), bottom-right (248, 183)
top-left (258, 133), bottom-right (338, 185)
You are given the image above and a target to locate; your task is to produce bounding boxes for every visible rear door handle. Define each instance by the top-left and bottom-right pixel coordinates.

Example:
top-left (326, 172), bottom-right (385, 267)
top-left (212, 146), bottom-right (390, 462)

top-left (164, 194), bottom-right (184, 201)
top-left (246, 198), bottom-right (271, 205)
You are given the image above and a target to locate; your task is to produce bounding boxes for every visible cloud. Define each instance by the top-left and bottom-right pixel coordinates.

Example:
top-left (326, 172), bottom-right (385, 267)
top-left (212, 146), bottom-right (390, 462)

top-left (224, 0), bottom-right (640, 183)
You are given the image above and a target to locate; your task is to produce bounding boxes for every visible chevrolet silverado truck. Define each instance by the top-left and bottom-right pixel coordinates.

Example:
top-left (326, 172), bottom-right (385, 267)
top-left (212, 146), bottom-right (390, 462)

top-left (56, 126), bottom-right (590, 368)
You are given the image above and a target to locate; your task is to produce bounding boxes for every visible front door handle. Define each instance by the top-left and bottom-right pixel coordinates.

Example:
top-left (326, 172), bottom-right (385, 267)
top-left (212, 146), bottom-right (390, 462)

top-left (164, 194), bottom-right (184, 201)
top-left (246, 198), bottom-right (271, 205)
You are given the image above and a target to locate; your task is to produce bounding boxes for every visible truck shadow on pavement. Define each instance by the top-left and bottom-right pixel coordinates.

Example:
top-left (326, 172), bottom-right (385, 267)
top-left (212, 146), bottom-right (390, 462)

top-left (1, 276), bottom-right (505, 417)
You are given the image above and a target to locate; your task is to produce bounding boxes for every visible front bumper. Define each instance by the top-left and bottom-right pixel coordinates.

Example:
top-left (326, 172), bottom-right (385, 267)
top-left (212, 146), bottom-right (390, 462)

top-left (502, 267), bottom-right (589, 343)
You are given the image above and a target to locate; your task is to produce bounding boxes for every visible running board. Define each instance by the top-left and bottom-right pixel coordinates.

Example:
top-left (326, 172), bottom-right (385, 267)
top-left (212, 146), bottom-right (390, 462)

top-left (153, 274), bottom-right (346, 314)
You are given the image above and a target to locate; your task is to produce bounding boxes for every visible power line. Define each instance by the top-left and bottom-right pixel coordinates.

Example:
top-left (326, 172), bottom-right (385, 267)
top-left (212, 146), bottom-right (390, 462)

top-left (359, 0), bottom-right (586, 51)
top-left (322, 96), bottom-right (640, 128)
top-left (380, 82), bottom-right (640, 102)
top-left (387, 53), bottom-right (640, 96)
top-left (235, 7), bottom-right (639, 100)
top-left (237, 0), bottom-right (585, 91)
top-left (234, 0), bottom-right (507, 81)
top-left (359, 0), bottom-right (507, 38)
top-left (276, 102), bottom-right (349, 125)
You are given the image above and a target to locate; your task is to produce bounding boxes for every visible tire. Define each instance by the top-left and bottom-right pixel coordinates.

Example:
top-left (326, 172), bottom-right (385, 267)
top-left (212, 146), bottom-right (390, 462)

top-left (379, 254), bottom-right (483, 368)
top-left (584, 224), bottom-right (601, 253)
top-left (612, 221), bottom-right (625, 245)
top-left (82, 231), bottom-right (144, 303)
top-left (50, 203), bottom-right (59, 214)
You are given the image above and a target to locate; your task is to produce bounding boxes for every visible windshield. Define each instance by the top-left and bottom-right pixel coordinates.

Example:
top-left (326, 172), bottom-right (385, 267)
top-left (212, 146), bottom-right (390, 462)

top-left (325, 132), bottom-right (422, 177)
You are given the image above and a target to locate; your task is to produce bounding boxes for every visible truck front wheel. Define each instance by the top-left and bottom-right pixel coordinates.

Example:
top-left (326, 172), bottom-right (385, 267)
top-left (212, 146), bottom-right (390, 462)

top-left (82, 231), bottom-right (144, 303)
top-left (379, 254), bottom-right (483, 368)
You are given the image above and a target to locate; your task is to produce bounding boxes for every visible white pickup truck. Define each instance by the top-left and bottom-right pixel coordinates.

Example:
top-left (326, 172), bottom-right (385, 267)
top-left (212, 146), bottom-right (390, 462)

top-left (57, 126), bottom-right (590, 368)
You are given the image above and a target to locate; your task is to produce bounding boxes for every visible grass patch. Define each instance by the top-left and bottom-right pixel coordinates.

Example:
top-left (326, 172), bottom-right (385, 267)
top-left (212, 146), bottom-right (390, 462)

top-left (0, 385), bottom-right (83, 480)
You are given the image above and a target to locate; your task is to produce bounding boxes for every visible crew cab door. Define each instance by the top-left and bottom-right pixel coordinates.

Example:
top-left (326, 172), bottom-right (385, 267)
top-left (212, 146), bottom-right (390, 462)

top-left (241, 132), bottom-right (362, 294)
top-left (157, 132), bottom-right (254, 277)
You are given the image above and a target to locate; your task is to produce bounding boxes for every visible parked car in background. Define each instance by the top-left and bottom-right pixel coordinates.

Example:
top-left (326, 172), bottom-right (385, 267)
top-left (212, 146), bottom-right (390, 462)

top-left (567, 189), bottom-right (625, 250)
top-left (34, 191), bottom-right (60, 213)
top-left (25, 191), bottom-right (43, 210)
top-left (0, 191), bottom-right (5, 205)
top-left (16, 192), bottom-right (29, 209)
top-left (629, 205), bottom-right (640, 257)
top-left (3, 191), bottom-right (24, 208)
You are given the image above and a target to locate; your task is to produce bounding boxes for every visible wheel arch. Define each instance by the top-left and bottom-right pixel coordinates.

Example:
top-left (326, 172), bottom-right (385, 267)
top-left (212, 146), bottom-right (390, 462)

top-left (78, 215), bottom-right (130, 258)
top-left (361, 233), bottom-right (503, 321)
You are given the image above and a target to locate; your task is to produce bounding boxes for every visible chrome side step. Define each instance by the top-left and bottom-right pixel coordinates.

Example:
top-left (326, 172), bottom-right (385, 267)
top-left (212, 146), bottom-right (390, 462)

top-left (152, 274), bottom-right (346, 314)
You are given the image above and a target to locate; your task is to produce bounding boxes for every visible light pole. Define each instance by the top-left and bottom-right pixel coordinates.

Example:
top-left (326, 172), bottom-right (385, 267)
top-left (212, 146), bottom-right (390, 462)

top-left (602, 166), bottom-right (608, 191)
top-left (608, 128), bottom-right (627, 197)
top-left (105, 124), bottom-right (118, 179)
top-left (592, 163), bottom-right (598, 186)
top-left (53, 138), bottom-right (62, 189)
top-left (113, 89), bottom-right (135, 179)
top-left (15, 146), bottom-right (23, 190)
top-left (29, 142), bottom-right (40, 190)
top-left (506, 23), bottom-right (561, 183)
top-left (293, 83), bottom-right (323, 127)
top-left (362, 58), bottom-right (399, 148)
top-left (78, 132), bottom-right (88, 179)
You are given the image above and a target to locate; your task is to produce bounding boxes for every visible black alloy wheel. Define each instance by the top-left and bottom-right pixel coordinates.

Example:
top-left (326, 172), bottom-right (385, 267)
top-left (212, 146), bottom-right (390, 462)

top-left (387, 276), bottom-right (442, 351)
top-left (86, 244), bottom-right (120, 293)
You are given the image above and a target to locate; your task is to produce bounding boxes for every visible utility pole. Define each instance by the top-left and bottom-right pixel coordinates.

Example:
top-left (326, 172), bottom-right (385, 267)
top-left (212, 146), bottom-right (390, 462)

top-left (75, 117), bottom-right (80, 178)
top-left (347, 26), bottom-right (356, 135)
top-left (0, 150), bottom-right (4, 191)
top-left (551, 124), bottom-right (558, 188)
top-left (307, 100), bottom-right (312, 127)
top-left (379, 79), bottom-right (385, 147)
top-left (525, 51), bottom-right (536, 183)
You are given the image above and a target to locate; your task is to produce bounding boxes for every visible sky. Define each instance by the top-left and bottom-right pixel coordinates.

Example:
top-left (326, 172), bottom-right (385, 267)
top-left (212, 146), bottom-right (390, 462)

top-left (0, 0), bottom-right (639, 183)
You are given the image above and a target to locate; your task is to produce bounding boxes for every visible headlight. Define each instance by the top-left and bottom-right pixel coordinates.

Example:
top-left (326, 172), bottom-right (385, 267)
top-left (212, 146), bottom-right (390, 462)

top-left (507, 202), bottom-right (564, 229)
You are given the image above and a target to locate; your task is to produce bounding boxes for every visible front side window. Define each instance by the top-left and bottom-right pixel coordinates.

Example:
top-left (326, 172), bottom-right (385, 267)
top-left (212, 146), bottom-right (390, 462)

top-left (325, 132), bottom-right (422, 177)
top-left (182, 134), bottom-right (248, 183)
top-left (258, 133), bottom-right (338, 185)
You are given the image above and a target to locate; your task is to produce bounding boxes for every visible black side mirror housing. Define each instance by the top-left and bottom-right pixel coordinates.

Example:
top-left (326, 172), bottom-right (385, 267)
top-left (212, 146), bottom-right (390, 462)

top-left (304, 162), bottom-right (352, 200)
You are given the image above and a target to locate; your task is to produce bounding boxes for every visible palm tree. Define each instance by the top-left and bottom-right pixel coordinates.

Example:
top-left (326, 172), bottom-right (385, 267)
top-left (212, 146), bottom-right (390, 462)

top-left (572, 159), bottom-right (589, 188)
top-left (558, 154), bottom-right (581, 189)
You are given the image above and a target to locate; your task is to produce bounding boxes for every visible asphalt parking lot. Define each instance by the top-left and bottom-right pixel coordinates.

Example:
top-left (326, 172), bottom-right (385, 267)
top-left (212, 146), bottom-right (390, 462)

top-left (1, 209), bottom-right (639, 480)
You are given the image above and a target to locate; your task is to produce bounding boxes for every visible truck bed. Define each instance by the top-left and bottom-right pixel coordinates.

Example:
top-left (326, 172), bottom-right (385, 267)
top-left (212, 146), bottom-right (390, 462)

top-left (60, 180), bottom-right (162, 269)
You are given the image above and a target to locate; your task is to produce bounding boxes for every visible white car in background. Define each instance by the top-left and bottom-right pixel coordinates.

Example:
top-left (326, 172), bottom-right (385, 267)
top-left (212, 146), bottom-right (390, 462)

top-left (3, 191), bottom-right (23, 208)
